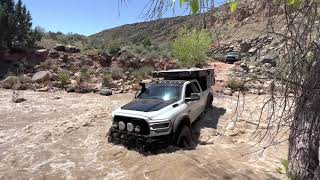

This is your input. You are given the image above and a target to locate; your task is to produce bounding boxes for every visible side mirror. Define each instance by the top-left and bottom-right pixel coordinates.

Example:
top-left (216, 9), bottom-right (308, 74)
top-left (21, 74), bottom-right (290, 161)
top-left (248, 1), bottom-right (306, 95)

top-left (185, 93), bottom-right (200, 102)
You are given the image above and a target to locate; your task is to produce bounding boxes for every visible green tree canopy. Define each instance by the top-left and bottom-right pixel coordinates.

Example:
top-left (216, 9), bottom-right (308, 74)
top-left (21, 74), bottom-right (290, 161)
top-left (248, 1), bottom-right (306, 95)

top-left (0, 0), bottom-right (41, 50)
top-left (172, 27), bottom-right (211, 67)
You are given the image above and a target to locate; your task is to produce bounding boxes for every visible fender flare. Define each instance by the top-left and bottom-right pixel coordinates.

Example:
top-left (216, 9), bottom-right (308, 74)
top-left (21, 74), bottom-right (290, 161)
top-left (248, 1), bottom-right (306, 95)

top-left (172, 115), bottom-right (191, 134)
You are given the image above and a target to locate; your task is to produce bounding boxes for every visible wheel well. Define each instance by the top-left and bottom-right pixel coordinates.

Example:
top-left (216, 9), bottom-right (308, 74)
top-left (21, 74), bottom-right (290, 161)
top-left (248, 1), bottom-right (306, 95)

top-left (173, 116), bottom-right (191, 133)
top-left (181, 117), bottom-right (191, 127)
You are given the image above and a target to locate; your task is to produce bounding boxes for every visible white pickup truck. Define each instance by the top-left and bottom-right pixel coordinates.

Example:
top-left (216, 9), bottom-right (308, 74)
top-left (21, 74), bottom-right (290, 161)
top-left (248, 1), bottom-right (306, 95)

top-left (108, 68), bottom-right (215, 150)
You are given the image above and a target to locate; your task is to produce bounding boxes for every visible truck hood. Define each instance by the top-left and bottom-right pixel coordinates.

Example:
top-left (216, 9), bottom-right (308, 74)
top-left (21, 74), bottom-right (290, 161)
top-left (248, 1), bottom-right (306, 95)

top-left (121, 99), bottom-right (176, 112)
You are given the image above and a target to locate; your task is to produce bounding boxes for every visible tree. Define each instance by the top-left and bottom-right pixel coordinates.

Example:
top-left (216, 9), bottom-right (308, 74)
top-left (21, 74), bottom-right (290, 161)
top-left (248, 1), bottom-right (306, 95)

top-left (0, 0), bottom-right (15, 49)
top-left (120, 0), bottom-right (320, 178)
top-left (172, 27), bottom-right (211, 67)
top-left (0, 0), bottom-right (41, 50)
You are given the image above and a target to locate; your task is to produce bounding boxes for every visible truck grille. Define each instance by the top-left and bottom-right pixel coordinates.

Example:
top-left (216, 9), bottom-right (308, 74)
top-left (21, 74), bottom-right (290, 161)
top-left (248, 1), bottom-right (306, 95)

top-left (113, 116), bottom-right (150, 135)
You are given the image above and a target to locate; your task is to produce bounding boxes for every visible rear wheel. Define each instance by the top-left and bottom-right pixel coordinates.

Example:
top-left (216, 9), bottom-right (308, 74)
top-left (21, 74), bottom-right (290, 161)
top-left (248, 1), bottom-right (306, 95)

top-left (175, 124), bottom-right (194, 149)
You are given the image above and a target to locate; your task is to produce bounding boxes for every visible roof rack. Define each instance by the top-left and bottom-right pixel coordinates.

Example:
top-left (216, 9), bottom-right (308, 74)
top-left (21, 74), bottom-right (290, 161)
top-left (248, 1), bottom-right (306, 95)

top-left (152, 68), bottom-right (214, 79)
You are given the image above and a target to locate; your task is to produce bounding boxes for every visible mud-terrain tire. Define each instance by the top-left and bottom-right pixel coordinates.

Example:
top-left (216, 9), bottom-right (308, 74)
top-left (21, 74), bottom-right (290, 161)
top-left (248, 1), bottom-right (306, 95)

top-left (175, 125), bottom-right (194, 149)
top-left (205, 94), bottom-right (213, 111)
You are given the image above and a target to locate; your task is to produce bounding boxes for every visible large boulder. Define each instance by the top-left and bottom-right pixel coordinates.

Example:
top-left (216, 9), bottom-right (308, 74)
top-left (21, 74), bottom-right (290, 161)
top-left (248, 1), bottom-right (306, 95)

top-left (65, 45), bottom-right (80, 53)
top-left (99, 52), bottom-right (112, 67)
top-left (2, 76), bottom-right (18, 89)
top-left (32, 71), bottom-right (53, 83)
top-left (260, 56), bottom-right (277, 67)
top-left (100, 87), bottom-right (113, 96)
top-left (54, 44), bottom-right (66, 52)
top-left (48, 50), bottom-right (60, 59)
top-left (35, 49), bottom-right (49, 57)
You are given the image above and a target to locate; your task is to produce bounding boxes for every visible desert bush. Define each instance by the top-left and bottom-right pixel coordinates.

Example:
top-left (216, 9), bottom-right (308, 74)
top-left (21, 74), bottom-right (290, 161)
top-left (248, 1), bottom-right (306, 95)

top-left (40, 60), bottom-right (52, 70)
top-left (227, 79), bottom-right (245, 91)
top-left (131, 66), bottom-right (154, 81)
top-left (172, 27), bottom-right (212, 67)
top-left (145, 50), bottom-right (160, 59)
top-left (110, 67), bottom-right (124, 80)
top-left (79, 67), bottom-right (91, 83)
top-left (142, 37), bottom-right (152, 47)
top-left (58, 70), bottom-right (71, 87)
top-left (102, 72), bottom-right (112, 86)
top-left (108, 41), bottom-right (121, 55)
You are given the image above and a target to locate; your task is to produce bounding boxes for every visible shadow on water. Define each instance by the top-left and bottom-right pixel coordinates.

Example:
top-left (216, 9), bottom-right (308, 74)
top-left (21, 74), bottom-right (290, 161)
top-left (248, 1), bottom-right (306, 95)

top-left (191, 106), bottom-right (227, 147)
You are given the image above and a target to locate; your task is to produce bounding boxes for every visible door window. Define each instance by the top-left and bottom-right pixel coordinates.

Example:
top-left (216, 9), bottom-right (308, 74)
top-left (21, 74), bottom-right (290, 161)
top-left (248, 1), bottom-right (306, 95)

top-left (185, 82), bottom-right (200, 98)
top-left (191, 82), bottom-right (200, 93)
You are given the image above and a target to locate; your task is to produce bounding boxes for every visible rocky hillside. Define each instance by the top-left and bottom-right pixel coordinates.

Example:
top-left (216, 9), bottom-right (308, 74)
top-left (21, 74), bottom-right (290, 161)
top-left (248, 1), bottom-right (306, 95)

top-left (0, 0), bottom-right (288, 98)
top-left (90, 0), bottom-right (283, 45)
top-left (91, 15), bottom-right (200, 44)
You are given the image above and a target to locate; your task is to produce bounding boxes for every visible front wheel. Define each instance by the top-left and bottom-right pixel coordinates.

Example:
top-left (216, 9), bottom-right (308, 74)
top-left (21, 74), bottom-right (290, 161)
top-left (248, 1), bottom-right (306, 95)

top-left (175, 125), bottom-right (194, 149)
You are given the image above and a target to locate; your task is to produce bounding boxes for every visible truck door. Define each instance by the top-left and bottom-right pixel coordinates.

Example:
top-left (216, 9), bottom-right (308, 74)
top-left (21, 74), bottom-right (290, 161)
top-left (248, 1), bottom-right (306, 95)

top-left (185, 82), bottom-right (202, 122)
top-left (190, 81), bottom-right (204, 118)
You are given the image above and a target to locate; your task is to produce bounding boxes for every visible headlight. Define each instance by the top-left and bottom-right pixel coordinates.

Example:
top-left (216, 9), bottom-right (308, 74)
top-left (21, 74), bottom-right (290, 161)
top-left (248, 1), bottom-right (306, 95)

top-left (127, 123), bottom-right (134, 132)
top-left (150, 123), bottom-right (170, 129)
top-left (118, 121), bottom-right (125, 130)
top-left (150, 120), bottom-right (171, 130)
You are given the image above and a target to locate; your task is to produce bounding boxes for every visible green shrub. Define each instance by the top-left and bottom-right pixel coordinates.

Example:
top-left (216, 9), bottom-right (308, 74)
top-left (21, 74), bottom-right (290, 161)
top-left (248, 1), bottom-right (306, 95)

top-left (58, 70), bottom-right (70, 87)
top-left (79, 68), bottom-right (91, 83)
top-left (142, 37), bottom-right (152, 47)
top-left (108, 41), bottom-right (121, 55)
top-left (227, 79), bottom-right (244, 91)
top-left (172, 27), bottom-right (212, 67)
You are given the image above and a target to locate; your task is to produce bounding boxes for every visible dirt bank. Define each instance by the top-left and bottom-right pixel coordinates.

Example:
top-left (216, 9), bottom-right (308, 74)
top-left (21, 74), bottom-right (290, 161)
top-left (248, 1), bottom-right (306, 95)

top-left (0, 89), bottom-right (287, 180)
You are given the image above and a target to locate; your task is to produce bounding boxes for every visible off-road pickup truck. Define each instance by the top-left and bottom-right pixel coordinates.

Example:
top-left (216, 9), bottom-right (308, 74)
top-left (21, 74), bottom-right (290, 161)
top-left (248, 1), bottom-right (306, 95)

top-left (108, 69), bottom-right (215, 150)
top-left (225, 51), bottom-right (241, 64)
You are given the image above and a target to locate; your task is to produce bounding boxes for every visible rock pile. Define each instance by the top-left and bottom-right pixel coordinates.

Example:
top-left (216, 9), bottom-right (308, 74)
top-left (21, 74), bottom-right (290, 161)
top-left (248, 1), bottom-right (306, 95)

top-left (0, 44), bottom-right (178, 96)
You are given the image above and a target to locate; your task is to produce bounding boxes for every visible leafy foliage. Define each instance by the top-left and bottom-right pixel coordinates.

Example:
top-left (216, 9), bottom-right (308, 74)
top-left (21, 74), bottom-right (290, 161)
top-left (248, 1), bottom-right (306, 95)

top-left (172, 27), bottom-right (211, 67)
top-left (142, 37), bottom-right (152, 47)
top-left (57, 70), bottom-right (71, 87)
top-left (0, 0), bottom-right (41, 50)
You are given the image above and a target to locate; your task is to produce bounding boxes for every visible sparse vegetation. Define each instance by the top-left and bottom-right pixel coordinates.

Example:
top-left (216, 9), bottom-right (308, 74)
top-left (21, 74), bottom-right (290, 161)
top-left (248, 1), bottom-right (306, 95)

top-left (110, 67), bottom-right (124, 80)
top-left (79, 67), bottom-right (91, 84)
top-left (102, 72), bottom-right (112, 86)
top-left (227, 79), bottom-right (244, 91)
top-left (172, 27), bottom-right (212, 67)
top-left (57, 70), bottom-right (71, 87)
top-left (131, 66), bottom-right (154, 81)
top-left (108, 41), bottom-right (122, 55)
top-left (142, 37), bottom-right (152, 47)
top-left (128, 43), bottom-right (172, 59)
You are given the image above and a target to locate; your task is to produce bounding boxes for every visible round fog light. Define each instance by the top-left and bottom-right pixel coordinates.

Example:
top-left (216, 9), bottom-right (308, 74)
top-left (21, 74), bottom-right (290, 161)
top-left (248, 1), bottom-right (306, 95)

top-left (127, 123), bottom-right (134, 132)
top-left (112, 122), bottom-right (118, 128)
top-left (118, 121), bottom-right (125, 130)
top-left (135, 125), bottom-right (141, 133)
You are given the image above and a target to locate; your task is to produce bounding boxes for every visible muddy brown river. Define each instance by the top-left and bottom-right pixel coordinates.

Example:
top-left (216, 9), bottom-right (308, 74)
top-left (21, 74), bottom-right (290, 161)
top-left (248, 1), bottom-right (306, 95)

top-left (0, 89), bottom-right (287, 179)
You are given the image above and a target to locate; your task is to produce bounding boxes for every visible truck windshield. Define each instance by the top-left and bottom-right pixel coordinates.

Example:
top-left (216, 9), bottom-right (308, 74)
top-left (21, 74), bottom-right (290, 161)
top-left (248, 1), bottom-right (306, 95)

top-left (137, 85), bottom-right (181, 101)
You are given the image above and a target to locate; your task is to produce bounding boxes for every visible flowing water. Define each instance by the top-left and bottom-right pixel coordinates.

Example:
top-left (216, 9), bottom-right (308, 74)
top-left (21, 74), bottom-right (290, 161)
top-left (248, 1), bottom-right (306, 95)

top-left (0, 90), bottom-right (287, 180)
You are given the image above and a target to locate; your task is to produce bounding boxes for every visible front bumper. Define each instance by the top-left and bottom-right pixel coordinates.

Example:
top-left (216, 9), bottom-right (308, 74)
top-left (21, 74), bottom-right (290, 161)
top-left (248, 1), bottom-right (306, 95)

top-left (108, 128), bottom-right (172, 151)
